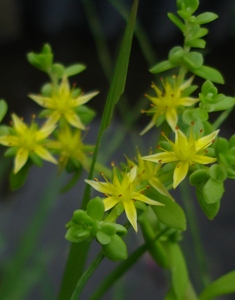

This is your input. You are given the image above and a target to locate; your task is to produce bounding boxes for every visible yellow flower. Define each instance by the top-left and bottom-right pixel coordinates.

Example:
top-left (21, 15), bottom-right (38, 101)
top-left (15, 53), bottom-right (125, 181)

top-left (125, 150), bottom-right (174, 201)
top-left (29, 76), bottom-right (98, 129)
top-left (0, 114), bottom-right (57, 173)
top-left (46, 125), bottom-right (94, 171)
top-left (85, 166), bottom-right (163, 232)
top-left (141, 76), bottom-right (199, 134)
top-left (142, 128), bottom-right (219, 189)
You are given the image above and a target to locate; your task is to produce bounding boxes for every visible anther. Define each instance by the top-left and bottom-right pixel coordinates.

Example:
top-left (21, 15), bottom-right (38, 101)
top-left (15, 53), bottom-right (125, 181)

top-left (118, 194), bottom-right (122, 197)
top-left (94, 178), bottom-right (98, 182)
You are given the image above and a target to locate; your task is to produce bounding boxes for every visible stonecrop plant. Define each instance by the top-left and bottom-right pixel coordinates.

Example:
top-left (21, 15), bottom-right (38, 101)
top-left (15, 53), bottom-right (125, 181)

top-left (1, 0), bottom-right (235, 299)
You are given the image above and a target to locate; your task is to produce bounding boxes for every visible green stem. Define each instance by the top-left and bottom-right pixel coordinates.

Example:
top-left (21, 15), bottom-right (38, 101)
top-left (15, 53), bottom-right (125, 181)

top-left (179, 180), bottom-right (209, 290)
top-left (212, 107), bottom-right (234, 129)
top-left (70, 251), bottom-right (104, 300)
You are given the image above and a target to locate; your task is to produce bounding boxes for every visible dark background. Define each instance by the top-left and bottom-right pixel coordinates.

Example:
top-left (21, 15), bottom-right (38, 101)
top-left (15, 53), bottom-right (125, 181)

top-left (0, 0), bottom-right (235, 299)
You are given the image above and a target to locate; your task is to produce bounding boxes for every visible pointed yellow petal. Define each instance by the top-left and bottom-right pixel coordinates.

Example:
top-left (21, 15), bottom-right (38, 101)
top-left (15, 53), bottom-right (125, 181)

top-left (149, 177), bottom-right (175, 201)
top-left (45, 111), bottom-right (61, 127)
top-left (123, 200), bottom-right (137, 232)
top-left (142, 152), bottom-right (178, 163)
top-left (140, 118), bottom-right (157, 136)
top-left (12, 114), bottom-right (27, 134)
top-left (34, 146), bottom-right (57, 164)
top-left (135, 193), bottom-right (164, 206)
top-left (65, 111), bottom-right (85, 129)
top-left (103, 196), bottom-right (119, 211)
top-left (14, 148), bottom-right (29, 173)
top-left (28, 95), bottom-right (53, 108)
top-left (59, 77), bottom-right (70, 97)
top-left (177, 97), bottom-right (199, 106)
top-left (36, 123), bottom-right (56, 140)
top-left (74, 91), bottom-right (99, 106)
top-left (173, 161), bottom-right (189, 189)
top-left (85, 180), bottom-right (111, 194)
top-left (175, 129), bottom-right (188, 149)
top-left (166, 108), bottom-right (178, 131)
top-left (196, 130), bottom-right (219, 152)
top-left (193, 155), bottom-right (217, 164)
top-left (0, 136), bottom-right (19, 146)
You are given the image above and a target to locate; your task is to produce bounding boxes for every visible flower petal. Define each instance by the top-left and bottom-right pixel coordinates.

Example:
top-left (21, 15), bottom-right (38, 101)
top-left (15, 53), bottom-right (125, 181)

top-left (0, 136), bottom-right (19, 146)
top-left (149, 177), bottom-right (175, 201)
top-left (14, 148), bottom-right (29, 173)
top-left (123, 200), bottom-right (137, 232)
top-left (193, 155), bottom-right (217, 164)
top-left (142, 152), bottom-right (178, 163)
top-left (135, 193), bottom-right (164, 206)
top-left (12, 114), bottom-right (27, 134)
top-left (65, 111), bottom-right (85, 129)
top-left (173, 160), bottom-right (189, 189)
top-left (196, 130), bottom-right (219, 152)
top-left (34, 146), bottom-right (57, 164)
top-left (28, 95), bottom-right (53, 109)
top-left (177, 97), bottom-right (199, 106)
top-left (74, 91), bottom-right (99, 106)
top-left (166, 108), bottom-right (178, 131)
top-left (140, 117), bottom-right (157, 136)
top-left (103, 196), bottom-right (119, 211)
top-left (85, 180), bottom-right (111, 194)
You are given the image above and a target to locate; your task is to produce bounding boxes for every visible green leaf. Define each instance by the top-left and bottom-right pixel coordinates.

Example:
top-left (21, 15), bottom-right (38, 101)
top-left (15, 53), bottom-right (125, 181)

top-left (170, 243), bottom-right (188, 300)
top-left (151, 195), bottom-right (187, 231)
top-left (199, 270), bottom-right (235, 300)
top-left (203, 178), bottom-right (224, 204)
top-left (195, 12), bottom-right (218, 25)
top-left (168, 46), bottom-right (184, 65)
top-left (75, 105), bottom-right (96, 125)
top-left (196, 188), bottom-right (220, 220)
top-left (209, 164), bottom-right (227, 182)
top-left (102, 234), bottom-right (127, 261)
top-left (149, 60), bottom-right (175, 74)
top-left (176, 0), bottom-right (199, 14)
top-left (0, 100), bottom-right (8, 122)
top-left (64, 64), bottom-right (86, 77)
top-left (96, 231), bottom-right (111, 245)
top-left (51, 63), bottom-right (65, 78)
top-left (167, 13), bottom-right (185, 32)
top-left (187, 38), bottom-right (206, 49)
top-left (191, 66), bottom-right (224, 84)
top-left (183, 52), bottom-right (203, 69)
top-left (210, 96), bottom-right (235, 111)
top-left (27, 44), bottom-right (53, 73)
top-left (86, 197), bottom-right (104, 221)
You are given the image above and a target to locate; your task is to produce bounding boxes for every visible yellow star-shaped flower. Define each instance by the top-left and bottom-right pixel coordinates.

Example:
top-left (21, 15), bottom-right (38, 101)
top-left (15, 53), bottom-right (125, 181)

top-left (141, 76), bottom-right (199, 134)
top-left (142, 128), bottom-right (219, 188)
top-left (29, 76), bottom-right (98, 129)
top-left (0, 114), bottom-right (57, 173)
top-left (46, 125), bottom-right (94, 171)
top-left (85, 166), bottom-right (164, 232)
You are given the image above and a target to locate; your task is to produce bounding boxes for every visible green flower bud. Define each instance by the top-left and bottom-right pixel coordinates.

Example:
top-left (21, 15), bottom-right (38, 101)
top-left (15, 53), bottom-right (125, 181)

top-left (102, 234), bottom-right (128, 261)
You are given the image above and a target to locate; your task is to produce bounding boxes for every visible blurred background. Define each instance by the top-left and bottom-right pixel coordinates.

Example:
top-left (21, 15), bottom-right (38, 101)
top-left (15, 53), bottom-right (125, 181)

top-left (0, 0), bottom-right (235, 299)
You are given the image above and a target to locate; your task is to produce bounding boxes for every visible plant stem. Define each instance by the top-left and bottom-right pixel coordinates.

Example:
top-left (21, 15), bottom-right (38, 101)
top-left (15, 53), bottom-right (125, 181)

top-left (70, 251), bottom-right (104, 300)
top-left (179, 180), bottom-right (209, 290)
top-left (212, 107), bottom-right (234, 129)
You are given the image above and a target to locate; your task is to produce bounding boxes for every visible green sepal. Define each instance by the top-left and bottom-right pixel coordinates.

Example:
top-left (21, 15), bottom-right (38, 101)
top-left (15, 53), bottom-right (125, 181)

top-left (191, 66), bottom-right (224, 84)
top-left (149, 60), bottom-right (175, 74)
top-left (195, 12), bottom-right (218, 25)
top-left (86, 197), bottom-right (104, 221)
top-left (102, 234), bottom-right (127, 261)
top-left (4, 147), bottom-right (17, 157)
top-left (183, 52), bottom-right (203, 69)
top-left (176, 0), bottom-right (199, 14)
top-left (29, 152), bottom-right (43, 167)
top-left (9, 162), bottom-right (31, 190)
top-left (75, 105), bottom-right (96, 125)
top-left (64, 64), bottom-right (86, 77)
top-left (167, 13), bottom-right (185, 32)
top-left (0, 99), bottom-right (8, 122)
top-left (65, 227), bottom-right (90, 243)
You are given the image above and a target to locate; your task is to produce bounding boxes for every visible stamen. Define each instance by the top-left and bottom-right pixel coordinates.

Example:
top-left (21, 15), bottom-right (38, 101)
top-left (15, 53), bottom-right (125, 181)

top-left (158, 159), bottom-right (162, 163)
top-left (175, 126), bottom-right (179, 130)
top-left (118, 194), bottom-right (122, 197)
top-left (94, 178), bottom-right (98, 182)
top-left (191, 121), bottom-right (195, 125)
top-left (111, 161), bottom-right (115, 167)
